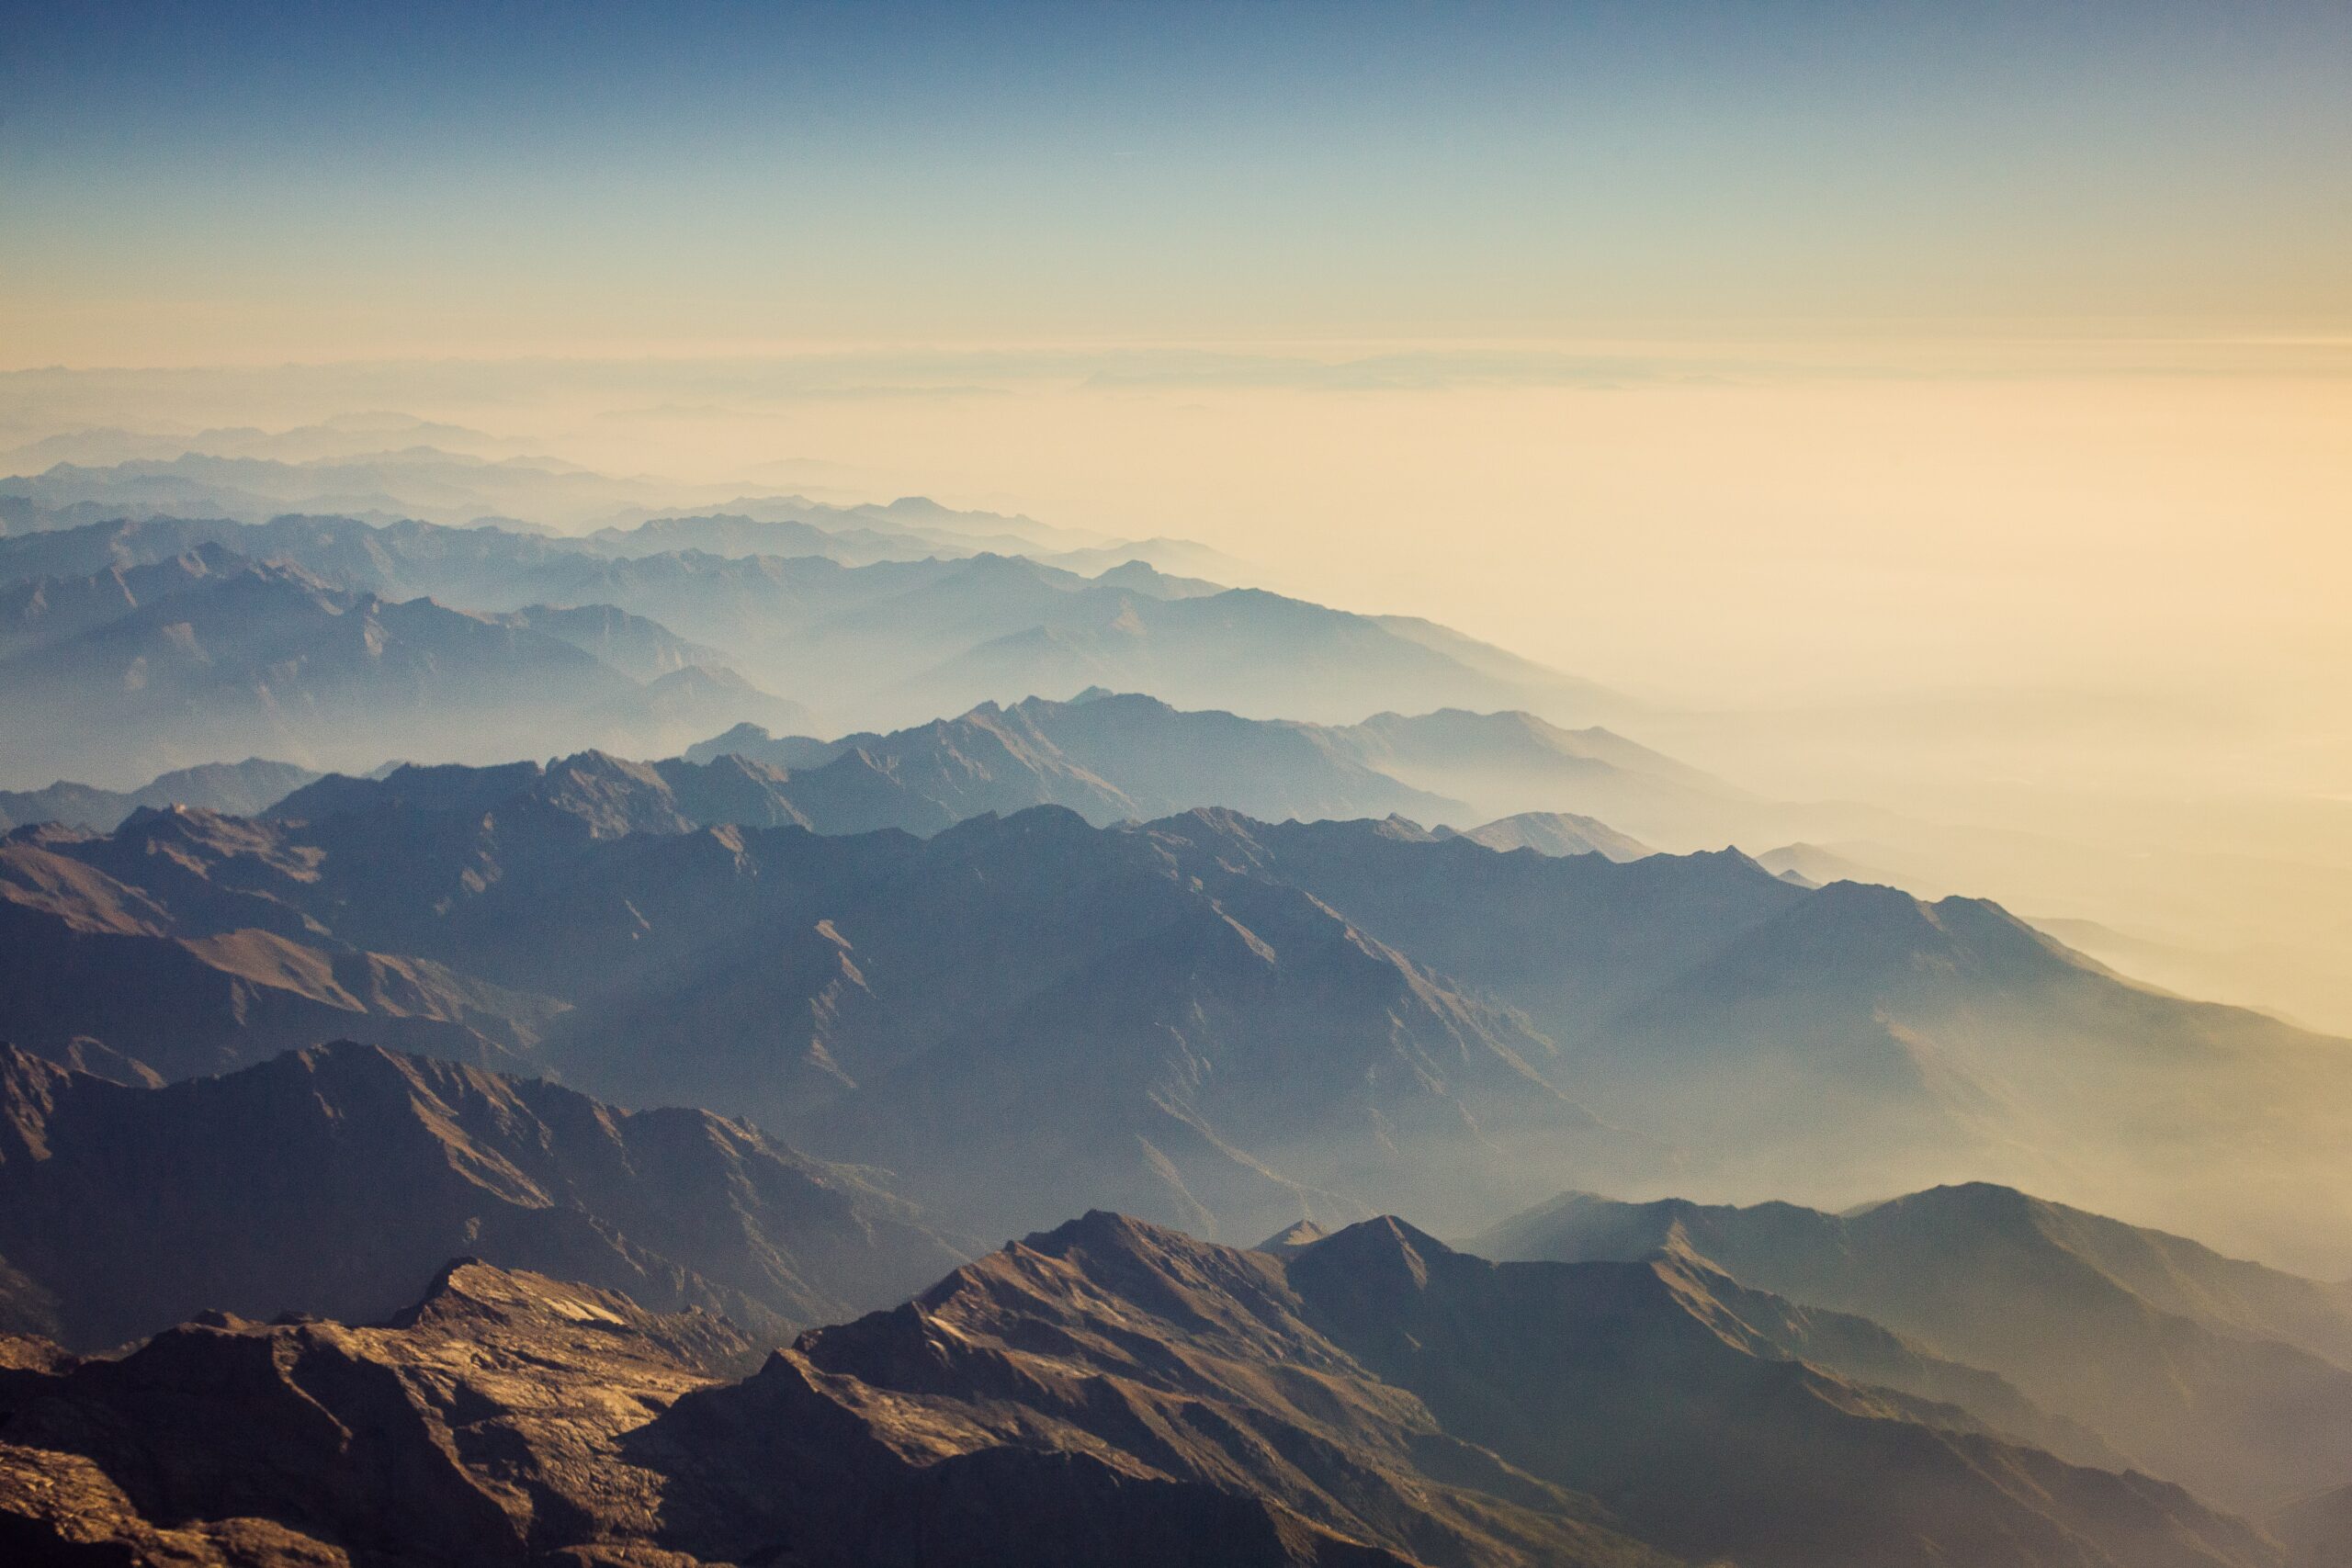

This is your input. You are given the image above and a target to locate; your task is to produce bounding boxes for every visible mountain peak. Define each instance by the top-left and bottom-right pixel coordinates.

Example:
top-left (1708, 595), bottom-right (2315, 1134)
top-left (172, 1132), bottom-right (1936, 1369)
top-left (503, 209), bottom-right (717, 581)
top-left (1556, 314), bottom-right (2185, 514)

top-left (1019, 1206), bottom-right (1196, 1261)
top-left (1255, 1220), bottom-right (1330, 1255)
top-left (1857, 1180), bottom-right (2049, 1232)
top-left (1292, 1214), bottom-right (1454, 1289)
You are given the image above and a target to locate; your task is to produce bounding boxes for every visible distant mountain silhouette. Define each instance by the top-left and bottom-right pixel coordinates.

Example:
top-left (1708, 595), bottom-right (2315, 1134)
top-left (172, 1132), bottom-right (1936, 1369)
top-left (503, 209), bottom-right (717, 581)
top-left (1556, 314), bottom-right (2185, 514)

top-left (581, 509), bottom-right (944, 565)
top-left (0, 1042), bottom-right (966, 1349)
top-left (1437, 810), bottom-right (1652, 860)
top-left (1755, 840), bottom-right (1908, 889)
top-left (0, 514), bottom-right (1616, 735)
top-left (687, 690), bottom-right (1472, 826)
top-left (0, 412), bottom-right (528, 471)
top-left (1472, 1181), bottom-right (2352, 1508)
top-left (481, 598), bottom-right (735, 681)
top-left (0, 448), bottom-right (783, 532)
top-left (0, 545), bottom-right (807, 785)
top-left (0, 1213), bottom-right (2279, 1567)
top-left (0, 757), bottom-right (318, 831)
top-left (1330, 706), bottom-right (1741, 844)
top-left (272, 692), bottom-right (1698, 850)
top-left (0, 445), bottom-right (1165, 558)
top-left (684, 691), bottom-right (1720, 833)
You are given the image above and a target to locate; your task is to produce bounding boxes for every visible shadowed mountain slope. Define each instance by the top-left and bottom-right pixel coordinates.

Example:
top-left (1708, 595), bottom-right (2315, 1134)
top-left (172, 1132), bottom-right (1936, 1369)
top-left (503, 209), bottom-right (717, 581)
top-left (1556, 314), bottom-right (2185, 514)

top-left (0, 1042), bottom-right (966, 1351)
top-left (1472, 1182), bottom-right (2352, 1508)
top-left (0, 813), bottom-right (569, 1078)
top-left (481, 597), bottom-right (739, 681)
top-left (1576, 885), bottom-right (2352, 1268)
top-left (548, 806), bottom-right (1623, 1243)
top-left (1, 794), bottom-right (1634, 1243)
top-left (1281, 1215), bottom-right (2273, 1568)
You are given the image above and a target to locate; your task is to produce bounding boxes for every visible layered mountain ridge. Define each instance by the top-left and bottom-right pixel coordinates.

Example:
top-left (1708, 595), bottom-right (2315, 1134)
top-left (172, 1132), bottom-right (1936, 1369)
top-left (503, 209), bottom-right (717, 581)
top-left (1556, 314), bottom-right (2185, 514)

top-left (6, 777), bottom-right (2352, 1275)
top-left (0, 543), bottom-right (809, 784)
top-left (0, 513), bottom-right (1611, 775)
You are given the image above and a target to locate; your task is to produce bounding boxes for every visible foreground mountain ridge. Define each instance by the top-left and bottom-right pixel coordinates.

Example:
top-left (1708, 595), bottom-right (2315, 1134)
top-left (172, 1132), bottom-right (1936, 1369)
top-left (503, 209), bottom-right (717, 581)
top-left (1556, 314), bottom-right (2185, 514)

top-left (0, 1212), bottom-right (2284, 1567)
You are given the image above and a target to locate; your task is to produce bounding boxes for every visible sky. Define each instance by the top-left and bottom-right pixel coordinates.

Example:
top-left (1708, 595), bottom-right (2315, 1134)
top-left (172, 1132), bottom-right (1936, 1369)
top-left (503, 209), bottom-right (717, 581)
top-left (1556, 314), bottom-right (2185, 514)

top-left (6, 1), bottom-right (2351, 357)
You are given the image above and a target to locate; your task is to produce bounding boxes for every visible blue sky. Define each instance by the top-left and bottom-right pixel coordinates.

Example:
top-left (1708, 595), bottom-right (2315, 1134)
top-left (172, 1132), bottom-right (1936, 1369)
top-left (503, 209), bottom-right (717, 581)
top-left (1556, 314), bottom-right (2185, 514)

top-left (6, 1), bottom-right (2349, 360)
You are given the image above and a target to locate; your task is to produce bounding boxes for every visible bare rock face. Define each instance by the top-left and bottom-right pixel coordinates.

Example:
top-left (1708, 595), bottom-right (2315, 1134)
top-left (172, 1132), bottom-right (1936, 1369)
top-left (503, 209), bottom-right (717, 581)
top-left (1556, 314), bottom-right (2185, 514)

top-left (0, 1218), bottom-right (2288, 1568)
top-left (0, 1261), bottom-right (744, 1567)
top-left (0, 1447), bottom-right (350, 1568)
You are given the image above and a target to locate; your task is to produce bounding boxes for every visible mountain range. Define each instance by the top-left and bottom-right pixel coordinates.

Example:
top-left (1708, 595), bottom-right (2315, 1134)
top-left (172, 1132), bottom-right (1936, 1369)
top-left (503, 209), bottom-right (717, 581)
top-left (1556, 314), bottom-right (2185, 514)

top-left (0, 432), bottom-right (1258, 582)
top-left (0, 513), bottom-right (1613, 755)
top-left (0, 681), bottom-right (1690, 857)
top-left (683, 690), bottom-right (1699, 840)
top-left (1213, 822), bottom-right (2352, 1274)
top-left (0, 1209), bottom-right (2286, 1567)
top-left (0, 412), bottom-right (544, 471)
top-left (0, 442), bottom-right (1118, 548)
top-left (0, 1042), bottom-right (966, 1351)
top-left (6, 426), bottom-right (2348, 1564)
top-left (0, 542), bottom-right (809, 784)
top-left (8, 773), bottom-right (2352, 1274)
top-left (0, 448), bottom-right (822, 535)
